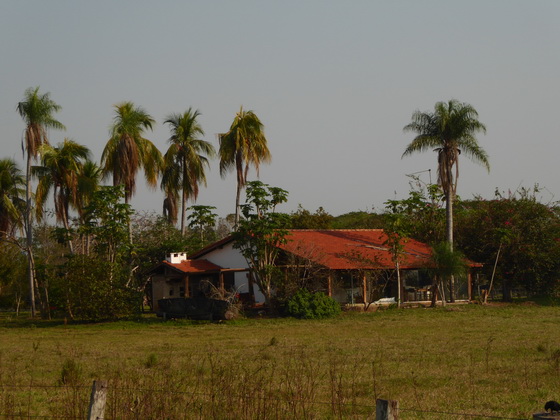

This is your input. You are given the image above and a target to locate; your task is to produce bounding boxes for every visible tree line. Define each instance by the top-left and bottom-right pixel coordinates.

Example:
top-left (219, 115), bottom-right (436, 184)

top-left (3, 87), bottom-right (272, 318)
top-left (2, 88), bottom-right (558, 319)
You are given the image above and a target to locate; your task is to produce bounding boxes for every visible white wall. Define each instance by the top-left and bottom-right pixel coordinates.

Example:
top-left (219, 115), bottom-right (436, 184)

top-left (201, 242), bottom-right (246, 268)
top-left (197, 242), bottom-right (265, 303)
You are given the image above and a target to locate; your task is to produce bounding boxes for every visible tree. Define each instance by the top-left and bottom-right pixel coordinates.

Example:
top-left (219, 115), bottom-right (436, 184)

top-left (48, 254), bottom-right (140, 321)
top-left (403, 99), bottom-right (488, 301)
top-left (0, 159), bottom-right (25, 238)
top-left (330, 211), bottom-right (384, 229)
top-left (383, 180), bottom-right (445, 245)
top-left (79, 186), bottom-right (133, 264)
top-left (427, 242), bottom-right (468, 307)
top-left (101, 102), bottom-right (162, 204)
top-left (455, 187), bottom-right (560, 299)
top-left (289, 205), bottom-right (333, 229)
top-left (162, 109), bottom-right (215, 236)
top-left (17, 86), bottom-right (65, 316)
top-left (0, 159), bottom-right (26, 312)
top-left (74, 160), bottom-right (102, 254)
top-left (219, 107), bottom-right (271, 226)
top-left (162, 183), bottom-right (179, 226)
top-left (383, 204), bottom-right (411, 308)
top-left (187, 205), bottom-right (218, 245)
top-left (0, 241), bottom-right (27, 312)
top-left (75, 160), bottom-right (102, 217)
top-left (34, 139), bottom-right (91, 253)
top-left (232, 181), bottom-right (289, 306)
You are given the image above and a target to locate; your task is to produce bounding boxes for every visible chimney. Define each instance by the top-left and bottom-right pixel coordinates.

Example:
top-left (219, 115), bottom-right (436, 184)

top-left (166, 252), bottom-right (187, 264)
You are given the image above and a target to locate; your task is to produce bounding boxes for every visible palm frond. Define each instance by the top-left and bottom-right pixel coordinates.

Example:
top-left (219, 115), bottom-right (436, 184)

top-left (402, 99), bottom-right (489, 191)
top-left (102, 102), bottom-right (159, 201)
top-left (17, 87), bottom-right (65, 159)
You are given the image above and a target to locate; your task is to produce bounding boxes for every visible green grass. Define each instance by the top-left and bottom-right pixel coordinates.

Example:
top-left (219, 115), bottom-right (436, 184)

top-left (1, 304), bottom-right (559, 419)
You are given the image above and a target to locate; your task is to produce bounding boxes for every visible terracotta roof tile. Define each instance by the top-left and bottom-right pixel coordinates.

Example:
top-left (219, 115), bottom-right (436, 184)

top-left (162, 259), bottom-right (223, 273)
top-left (191, 229), bottom-right (481, 270)
top-left (279, 229), bottom-right (433, 270)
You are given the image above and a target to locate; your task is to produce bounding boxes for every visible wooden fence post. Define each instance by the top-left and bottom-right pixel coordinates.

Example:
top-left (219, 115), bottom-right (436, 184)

top-left (88, 380), bottom-right (108, 420)
top-left (533, 413), bottom-right (560, 419)
top-left (376, 399), bottom-right (399, 420)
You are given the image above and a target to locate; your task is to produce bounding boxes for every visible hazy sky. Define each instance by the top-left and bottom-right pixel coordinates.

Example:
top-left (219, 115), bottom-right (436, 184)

top-left (1, 1), bottom-right (559, 218)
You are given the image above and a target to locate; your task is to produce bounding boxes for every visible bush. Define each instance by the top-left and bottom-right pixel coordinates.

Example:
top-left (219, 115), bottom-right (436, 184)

top-left (286, 289), bottom-right (341, 319)
top-left (59, 358), bottom-right (82, 385)
top-left (48, 255), bottom-right (141, 321)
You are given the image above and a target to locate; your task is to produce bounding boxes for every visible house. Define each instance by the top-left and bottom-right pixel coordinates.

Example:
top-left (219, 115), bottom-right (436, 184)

top-left (147, 251), bottom-right (247, 312)
top-left (148, 229), bottom-right (480, 309)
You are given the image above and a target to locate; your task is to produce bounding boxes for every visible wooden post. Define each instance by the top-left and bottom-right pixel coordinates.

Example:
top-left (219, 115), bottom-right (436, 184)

top-left (467, 271), bottom-right (472, 301)
top-left (362, 274), bottom-right (367, 304)
top-left (327, 273), bottom-right (333, 297)
top-left (533, 413), bottom-right (560, 419)
top-left (247, 271), bottom-right (256, 304)
top-left (184, 275), bottom-right (190, 297)
top-left (88, 380), bottom-right (108, 420)
top-left (219, 271), bottom-right (225, 291)
top-left (376, 399), bottom-right (398, 420)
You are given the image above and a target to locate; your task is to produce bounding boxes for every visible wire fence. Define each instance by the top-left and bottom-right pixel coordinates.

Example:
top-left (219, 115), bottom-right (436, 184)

top-left (0, 382), bottom-right (537, 419)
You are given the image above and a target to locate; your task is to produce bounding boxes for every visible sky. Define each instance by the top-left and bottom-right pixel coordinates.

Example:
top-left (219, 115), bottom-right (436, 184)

top-left (1, 1), bottom-right (559, 219)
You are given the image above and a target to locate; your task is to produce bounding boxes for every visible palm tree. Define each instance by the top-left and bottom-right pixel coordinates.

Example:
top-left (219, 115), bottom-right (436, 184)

top-left (34, 139), bottom-right (91, 253)
top-left (403, 99), bottom-right (488, 300)
top-left (17, 86), bottom-right (65, 317)
top-left (75, 160), bottom-right (102, 255)
top-left (75, 160), bottom-right (102, 221)
top-left (162, 109), bottom-right (216, 235)
top-left (101, 102), bottom-right (162, 204)
top-left (0, 159), bottom-right (25, 237)
top-left (428, 242), bottom-right (468, 307)
top-left (161, 160), bottom-right (180, 226)
top-left (162, 189), bottom-right (179, 226)
top-left (219, 106), bottom-right (271, 226)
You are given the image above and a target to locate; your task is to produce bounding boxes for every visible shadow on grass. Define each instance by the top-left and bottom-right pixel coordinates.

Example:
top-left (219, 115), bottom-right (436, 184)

top-left (0, 311), bottom-right (252, 329)
top-left (514, 295), bottom-right (560, 306)
top-left (0, 311), bottom-right (170, 329)
top-left (2, 297), bottom-right (559, 329)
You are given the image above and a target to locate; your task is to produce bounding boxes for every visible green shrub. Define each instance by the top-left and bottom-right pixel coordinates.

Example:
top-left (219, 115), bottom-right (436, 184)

top-left (144, 353), bottom-right (159, 368)
top-left (48, 255), bottom-right (141, 321)
top-left (59, 358), bottom-right (82, 385)
top-left (286, 289), bottom-right (341, 319)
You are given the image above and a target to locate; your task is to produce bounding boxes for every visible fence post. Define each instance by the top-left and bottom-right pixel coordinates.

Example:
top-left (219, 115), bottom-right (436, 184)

top-left (376, 399), bottom-right (399, 420)
top-left (88, 380), bottom-right (108, 420)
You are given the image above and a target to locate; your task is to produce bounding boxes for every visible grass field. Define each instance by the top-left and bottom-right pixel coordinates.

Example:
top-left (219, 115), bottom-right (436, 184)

top-left (1, 303), bottom-right (560, 419)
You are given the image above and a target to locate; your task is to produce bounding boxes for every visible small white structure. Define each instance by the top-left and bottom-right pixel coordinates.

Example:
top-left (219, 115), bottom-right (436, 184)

top-left (167, 252), bottom-right (187, 264)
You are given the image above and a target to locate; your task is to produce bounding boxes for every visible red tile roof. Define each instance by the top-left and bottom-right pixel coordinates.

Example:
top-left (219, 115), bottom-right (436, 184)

top-left (279, 229), bottom-right (433, 270)
top-left (162, 259), bottom-right (223, 273)
top-left (190, 229), bottom-right (481, 271)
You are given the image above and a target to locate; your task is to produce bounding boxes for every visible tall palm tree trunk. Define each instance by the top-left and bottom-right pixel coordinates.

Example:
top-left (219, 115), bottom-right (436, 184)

top-left (180, 186), bottom-right (187, 236)
top-left (125, 194), bottom-right (133, 244)
top-left (446, 188), bottom-right (455, 302)
top-left (234, 178), bottom-right (242, 228)
top-left (61, 210), bottom-right (74, 254)
top-left (234, 153), bottom-right (244, 228)
top-left (180, 162), bottom-right (187, 236)
top-left (25, 153), bottom-right (36, 317)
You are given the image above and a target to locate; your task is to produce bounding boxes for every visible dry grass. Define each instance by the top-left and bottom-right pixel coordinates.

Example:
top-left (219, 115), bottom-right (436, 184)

top-left (1, 303), bottom-right (560, 419)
